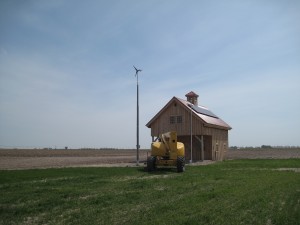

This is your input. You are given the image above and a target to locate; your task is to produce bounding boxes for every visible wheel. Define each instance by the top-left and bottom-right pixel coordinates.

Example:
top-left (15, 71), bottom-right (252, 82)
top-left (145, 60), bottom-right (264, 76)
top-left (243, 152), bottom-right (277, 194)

top-left (177, 156), bottom-right (185, 173)
top-left (147, 156), bottom-right (156, 172)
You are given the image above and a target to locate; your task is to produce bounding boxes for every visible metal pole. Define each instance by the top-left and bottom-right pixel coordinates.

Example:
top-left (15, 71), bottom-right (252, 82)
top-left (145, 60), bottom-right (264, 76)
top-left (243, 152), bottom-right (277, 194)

top-left (136, 73), bottom-right (139, 166)
top-left (201, 135), bottom-right (204, 162)
top-left (190, 105), bottom-right (193, 163)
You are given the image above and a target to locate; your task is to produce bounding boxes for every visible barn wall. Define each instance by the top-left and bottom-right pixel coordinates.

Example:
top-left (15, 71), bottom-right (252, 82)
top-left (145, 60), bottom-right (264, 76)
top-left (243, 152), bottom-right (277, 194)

top-left (209, 128), bottom-right (228, 161)
top-left (177, 136), bottom-right (201, 161)
top-left (149, 99), bottom-right (229, 161)
top-left (178, 135), bottom-right (213, 161)
top-left (150, 99), bottom-right (195, 137)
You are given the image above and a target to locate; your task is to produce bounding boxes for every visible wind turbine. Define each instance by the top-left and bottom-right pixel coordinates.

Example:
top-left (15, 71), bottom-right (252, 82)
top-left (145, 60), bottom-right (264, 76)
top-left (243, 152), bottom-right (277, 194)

top-left (133, 66), bottom-right (142, 76)
top-left (134, 65), bottom-right (142, 166)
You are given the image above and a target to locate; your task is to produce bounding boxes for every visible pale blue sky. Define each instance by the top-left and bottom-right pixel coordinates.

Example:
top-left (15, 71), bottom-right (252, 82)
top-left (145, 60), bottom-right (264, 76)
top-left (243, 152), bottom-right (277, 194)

top-left (0, 0), bottom-right (299, 148)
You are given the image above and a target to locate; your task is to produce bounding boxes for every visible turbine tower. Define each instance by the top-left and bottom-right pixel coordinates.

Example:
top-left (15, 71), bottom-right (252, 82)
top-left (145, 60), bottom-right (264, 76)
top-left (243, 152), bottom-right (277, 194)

top-left (134, 65), bottom-right (142, 165)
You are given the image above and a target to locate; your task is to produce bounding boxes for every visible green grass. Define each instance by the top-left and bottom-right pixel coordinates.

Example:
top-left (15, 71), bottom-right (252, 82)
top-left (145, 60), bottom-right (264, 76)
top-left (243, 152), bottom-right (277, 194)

top-left (0, 159), bottom-right (299, 225)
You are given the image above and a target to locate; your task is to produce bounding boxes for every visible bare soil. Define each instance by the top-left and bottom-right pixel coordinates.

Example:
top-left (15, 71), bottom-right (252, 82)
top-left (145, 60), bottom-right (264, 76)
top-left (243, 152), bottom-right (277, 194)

top-left (0, 148), bottom-right (299, 170)
top-left (226, 148), bottom-right (300, 159)
top-left (0, 149), bottom-right (149, 170)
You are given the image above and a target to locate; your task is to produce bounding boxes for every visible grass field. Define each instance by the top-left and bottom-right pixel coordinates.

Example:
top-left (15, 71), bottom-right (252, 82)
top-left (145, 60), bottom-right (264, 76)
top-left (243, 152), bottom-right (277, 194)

top-left (0, 159), bottom-right (299, 225)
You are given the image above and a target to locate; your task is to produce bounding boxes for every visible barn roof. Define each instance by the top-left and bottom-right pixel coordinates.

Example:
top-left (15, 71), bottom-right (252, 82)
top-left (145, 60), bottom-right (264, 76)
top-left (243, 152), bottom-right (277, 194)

top-left (146, 96), bottom-right (232, 130)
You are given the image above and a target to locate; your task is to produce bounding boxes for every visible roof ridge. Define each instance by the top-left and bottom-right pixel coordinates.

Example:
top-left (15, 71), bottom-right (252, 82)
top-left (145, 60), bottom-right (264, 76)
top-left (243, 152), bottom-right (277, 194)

top-left (175, 96), bottom-right (208, 109)
top-left (146, 96), bottom-right (231, 130)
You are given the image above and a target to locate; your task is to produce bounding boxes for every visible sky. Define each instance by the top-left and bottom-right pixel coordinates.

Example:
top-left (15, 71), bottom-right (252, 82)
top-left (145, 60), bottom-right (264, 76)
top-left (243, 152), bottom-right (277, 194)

top-left (0, 0), bottom-right (300, 149)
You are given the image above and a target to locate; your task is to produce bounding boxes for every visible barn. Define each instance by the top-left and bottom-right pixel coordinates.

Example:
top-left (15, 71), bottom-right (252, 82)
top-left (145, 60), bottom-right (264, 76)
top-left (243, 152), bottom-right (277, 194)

top-left (146, 91), bottom-right (232, 161)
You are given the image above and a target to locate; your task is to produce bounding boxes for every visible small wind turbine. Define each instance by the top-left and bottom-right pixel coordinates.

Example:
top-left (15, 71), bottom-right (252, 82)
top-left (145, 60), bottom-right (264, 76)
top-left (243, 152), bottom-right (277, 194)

top-left (133, 65), bottom-right (142, 76)
top-left (134, 65), bottom-right (142, 166)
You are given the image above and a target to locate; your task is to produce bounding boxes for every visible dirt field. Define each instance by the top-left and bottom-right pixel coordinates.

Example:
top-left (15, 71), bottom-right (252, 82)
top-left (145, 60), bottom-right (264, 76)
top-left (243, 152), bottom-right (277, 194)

top-left (0, 148), bottom-right (299, 170)
top-left (226, 148), bottom-right (300, 160)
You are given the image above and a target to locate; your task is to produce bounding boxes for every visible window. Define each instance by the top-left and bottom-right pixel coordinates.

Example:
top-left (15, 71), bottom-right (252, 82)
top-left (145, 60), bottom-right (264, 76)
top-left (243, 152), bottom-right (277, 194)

top-left (170, 116), bottom-right (176, 124)
top-left (177, 116), bottom-right (182, 123)
top-left (170, 115), bottom-right (183, 124)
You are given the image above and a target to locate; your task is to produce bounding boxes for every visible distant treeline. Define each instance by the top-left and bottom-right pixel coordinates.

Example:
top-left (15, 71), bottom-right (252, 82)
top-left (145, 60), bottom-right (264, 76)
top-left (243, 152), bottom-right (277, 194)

top-left (230, 146), bottom-right (300, 149)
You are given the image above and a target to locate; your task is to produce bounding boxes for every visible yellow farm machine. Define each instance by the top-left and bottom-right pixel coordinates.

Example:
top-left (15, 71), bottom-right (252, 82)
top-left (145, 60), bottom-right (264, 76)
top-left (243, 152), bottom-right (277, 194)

top-left (147, 131), bottom-right (185, 172)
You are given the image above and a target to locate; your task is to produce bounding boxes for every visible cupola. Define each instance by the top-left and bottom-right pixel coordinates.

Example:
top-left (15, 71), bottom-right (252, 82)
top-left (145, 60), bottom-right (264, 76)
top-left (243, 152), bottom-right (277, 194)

top-left (185, 91), bottom-right (199, 105)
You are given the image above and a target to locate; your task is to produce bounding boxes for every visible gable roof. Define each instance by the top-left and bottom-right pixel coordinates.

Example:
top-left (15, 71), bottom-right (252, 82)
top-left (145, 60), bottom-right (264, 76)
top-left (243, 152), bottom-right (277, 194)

top-left (146, 96), bottom-right (232, 130)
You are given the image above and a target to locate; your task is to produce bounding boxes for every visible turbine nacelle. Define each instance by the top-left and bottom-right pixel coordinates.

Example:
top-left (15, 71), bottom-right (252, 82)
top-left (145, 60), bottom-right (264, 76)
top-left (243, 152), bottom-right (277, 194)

top-left (133, 65), bottom-right (142, 76)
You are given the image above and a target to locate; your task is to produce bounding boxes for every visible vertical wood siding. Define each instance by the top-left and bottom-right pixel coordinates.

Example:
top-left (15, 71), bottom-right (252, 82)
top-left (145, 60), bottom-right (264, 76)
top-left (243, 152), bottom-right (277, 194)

top-left (149, 99), bottom-right (229, 161)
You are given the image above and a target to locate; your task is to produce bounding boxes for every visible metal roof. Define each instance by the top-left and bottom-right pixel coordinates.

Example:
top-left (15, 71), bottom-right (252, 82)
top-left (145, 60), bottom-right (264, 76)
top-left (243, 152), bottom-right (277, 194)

top-left (177, 97), bottom-right (231, 129)
top-left (146, 96), bottom-right (232, 130)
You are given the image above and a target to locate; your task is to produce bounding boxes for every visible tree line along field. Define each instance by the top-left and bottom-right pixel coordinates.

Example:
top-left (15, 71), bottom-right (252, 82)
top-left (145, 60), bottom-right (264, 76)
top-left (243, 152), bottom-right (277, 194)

top-left (0, 159), bottom-right (299, 225)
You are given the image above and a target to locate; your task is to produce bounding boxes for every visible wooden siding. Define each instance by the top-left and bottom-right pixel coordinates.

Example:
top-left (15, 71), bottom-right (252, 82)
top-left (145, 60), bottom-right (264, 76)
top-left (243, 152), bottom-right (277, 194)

top-left (178, 135), bottom-right (213, 161)
top-left (150, 99), bottom-right (203, 137)
top-left (148, 98), bottom-right (229, 161)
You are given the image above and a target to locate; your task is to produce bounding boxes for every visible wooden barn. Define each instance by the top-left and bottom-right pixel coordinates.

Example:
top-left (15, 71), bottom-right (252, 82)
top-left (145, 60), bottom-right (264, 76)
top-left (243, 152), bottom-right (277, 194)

top-left (146, 91), bottom-right (232, 161)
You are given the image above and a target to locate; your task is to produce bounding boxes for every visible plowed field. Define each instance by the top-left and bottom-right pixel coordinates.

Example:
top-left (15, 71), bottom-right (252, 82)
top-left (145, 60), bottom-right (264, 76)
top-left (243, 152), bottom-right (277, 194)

top-left (0, 148), bottom-right (299, 170)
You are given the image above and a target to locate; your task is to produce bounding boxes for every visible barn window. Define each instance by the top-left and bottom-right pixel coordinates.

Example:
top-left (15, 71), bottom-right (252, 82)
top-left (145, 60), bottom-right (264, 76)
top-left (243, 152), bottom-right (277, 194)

top-left (170, 116), bottom-right (182, 124)
top-left (177, 116), bottom-right (182, 123)
top-left (170, 116), bottom-right (176, 124)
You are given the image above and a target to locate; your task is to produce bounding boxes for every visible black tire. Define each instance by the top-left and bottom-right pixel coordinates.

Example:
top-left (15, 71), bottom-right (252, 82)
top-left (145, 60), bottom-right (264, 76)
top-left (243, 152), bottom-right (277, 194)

top-left (147, 156), bottom-right (156, 172)
top-left (177, 156), bottom-right (185, 173)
